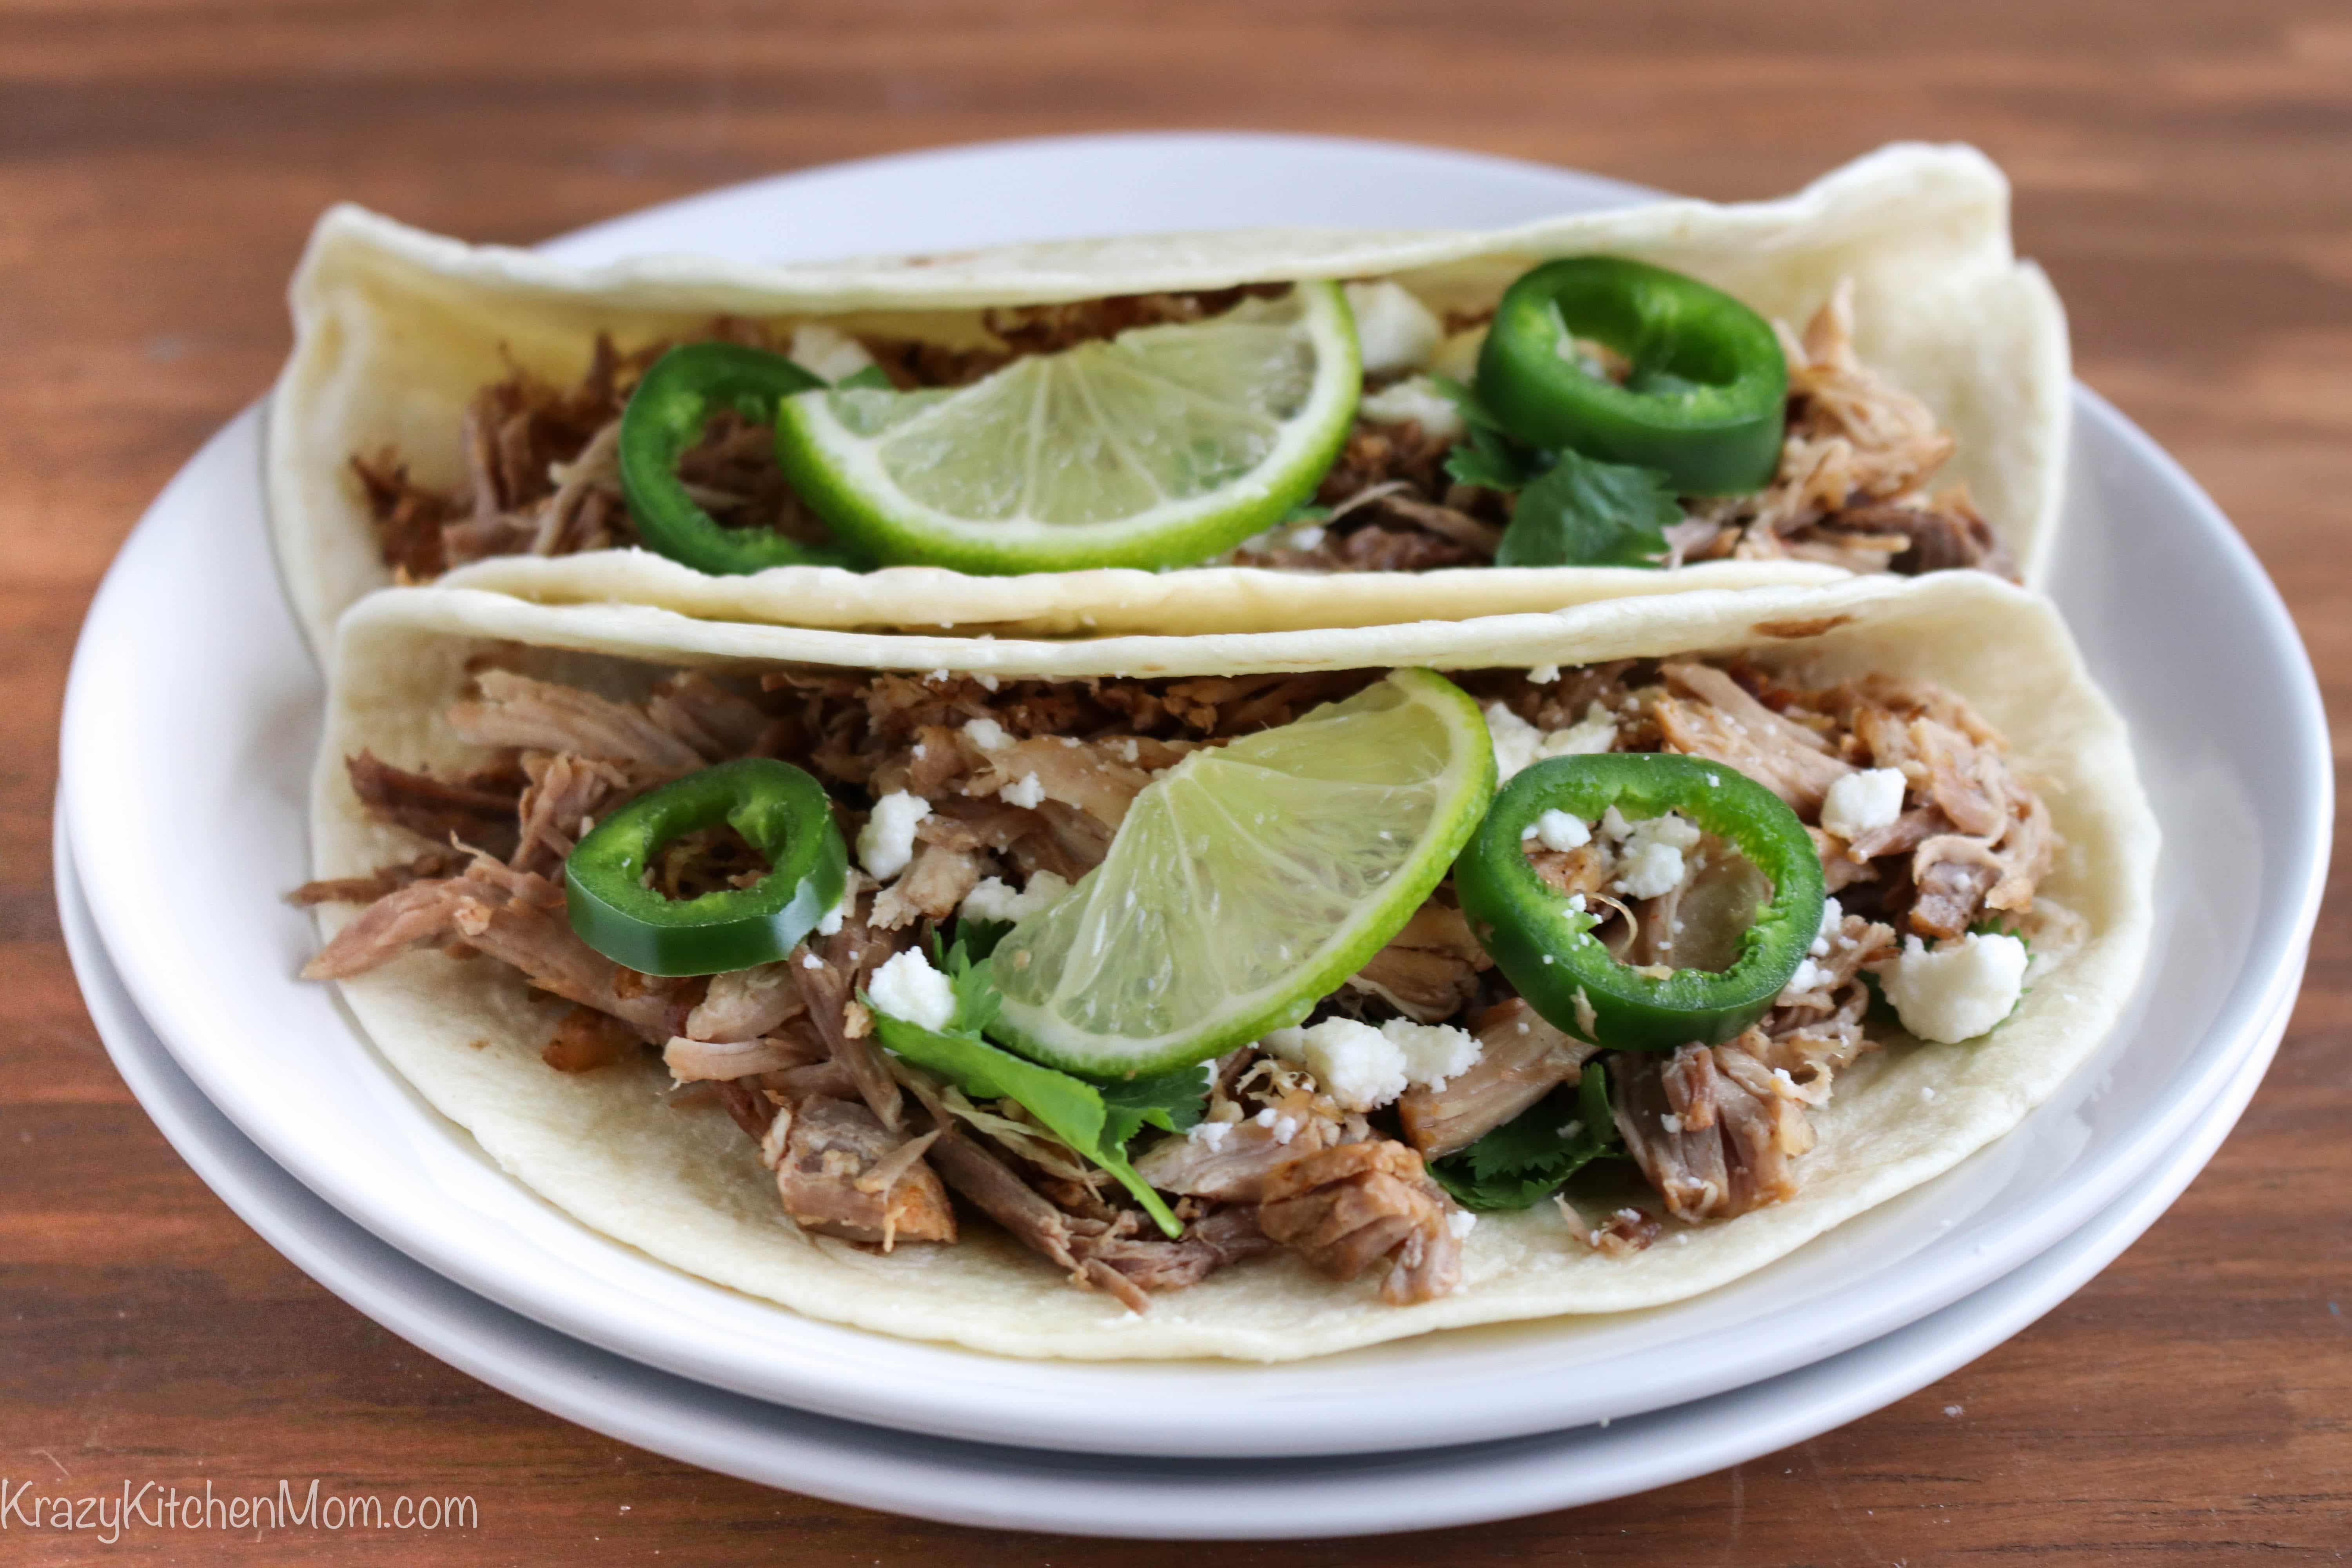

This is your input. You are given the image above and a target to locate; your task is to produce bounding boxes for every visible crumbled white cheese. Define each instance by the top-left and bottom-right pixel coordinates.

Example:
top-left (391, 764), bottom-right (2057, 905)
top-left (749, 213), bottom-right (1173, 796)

top-left (1379, 1019), bottom-right (1483, 1091)
top-left (1343, 281), bottom-right (1443, 375)
top-left (1524, 808), bottom-right (1591, 852)
top-left (1879, 933), bottom-right (2028, 1044)
top-left (1116, 737), bottom-right (1141, 764)
top-left (1188, 1119), bottom-right (1233, 1152)
top-left (855, 790), bottom-right (931, 880)
top-left (976, 673), bottom-right (1000, 692)
top-left (962, 716), bottom-right (1012, 751)
top-left (800, 951), bottom-right (824, 971)
top-left (1446, 1210), bottom-right (1478, 1240)
top-left (788, 322), bottom-right (878, 384)
top-left (1601, 807), bottom-right (1701, 898)
top-left (1358, 376), bottom-right (1463, 440)
top-left (1263, 1018), bottom-right (1408, 1112)
top-left (1288, 523), bottom-right (1328, 552)
top-left (866, 947), bottom-right (957, 1032)
top-left (815, 881), bottom-right (852, 936)
top-left (1601, 807), bottom-right (1701, 853)
top-left (1431, 325), bottom-right (1486, 382)
top-left (1613, 840), bottom-right (1684, 899)
top-left (1252, 1107), bottom-right (1303, 1144)
top-left (1486, 700), bottom-right (1619, 782)
top-left (1820, 766), bottom-right (1906, 840)
top-left (1528, 664), bottom-right (1561, 684)
top-left (1661, 1112), bottom-right (1684, 1134)
top-left (1781, 956), bottom-right (1828, 1000)
top-left (1809, 897), bottom-right (1844, 957)
top-left (1001, 771), bottom-right (1047, 810)
top-left (959, 870), bottom-right (1071, 924)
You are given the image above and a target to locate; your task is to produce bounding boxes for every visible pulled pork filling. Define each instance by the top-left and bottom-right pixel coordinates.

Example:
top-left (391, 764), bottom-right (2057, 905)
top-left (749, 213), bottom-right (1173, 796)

top-left (297, 653), bottom-right (2065, 1309)
top-left (354, 279), bottom-right (2008, 584)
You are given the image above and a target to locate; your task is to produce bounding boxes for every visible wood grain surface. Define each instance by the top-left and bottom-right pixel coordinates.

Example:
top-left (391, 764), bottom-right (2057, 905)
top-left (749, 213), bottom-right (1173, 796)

top-left (4, 1), bottom-right (2347, 1561)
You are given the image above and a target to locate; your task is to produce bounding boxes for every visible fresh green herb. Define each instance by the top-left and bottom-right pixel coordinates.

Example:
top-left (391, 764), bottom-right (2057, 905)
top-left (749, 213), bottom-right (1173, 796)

top-left (1431, 374), bottom-right (1544, 492)
top-left (833, 364), bottom-right (896, 392)
top-left (1491, 448), bottom-right (1677, 569)
top-left (864, 938), bottom-right (1203, 1238)
top-left (953, 915), bottom-right (1014, 962)
top-left (1100, 1066), bottom-right (1210, 1146)
top-left (1430, 1063), bottom-right (1621, 1212)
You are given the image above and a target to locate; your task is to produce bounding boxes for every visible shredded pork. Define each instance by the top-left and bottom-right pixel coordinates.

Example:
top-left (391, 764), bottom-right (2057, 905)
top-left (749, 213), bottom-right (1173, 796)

top-left (358, 279), bottom-right (2004, 588)
top-left (295, 647), bottom-right (2060, 1308)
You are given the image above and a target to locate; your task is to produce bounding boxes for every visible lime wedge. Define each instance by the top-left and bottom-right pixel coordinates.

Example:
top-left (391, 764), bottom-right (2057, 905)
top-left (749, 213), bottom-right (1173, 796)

top-left (773, 283), bottom-right (1361, 572)
top-left (988, 670), bottom-right (1496, 1078)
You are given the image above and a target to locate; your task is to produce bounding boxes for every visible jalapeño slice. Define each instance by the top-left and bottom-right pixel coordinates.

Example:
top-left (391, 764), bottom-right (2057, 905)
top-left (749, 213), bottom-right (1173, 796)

top-left (565, 758), bottom-right (848, 976)
top-left (1454, 752), bottom-right (1822, 1052)
top-left (617, 341), bottom-right (867, 574)
top-left (1475, 256), bottom-right (1787, 495)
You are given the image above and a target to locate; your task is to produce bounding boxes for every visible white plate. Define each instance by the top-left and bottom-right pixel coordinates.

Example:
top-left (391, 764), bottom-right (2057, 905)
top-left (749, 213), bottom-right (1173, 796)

top-left (59, 134), bottom-right (2331, 1459)
top-left (58, 812), bottom-right (2294, 1539)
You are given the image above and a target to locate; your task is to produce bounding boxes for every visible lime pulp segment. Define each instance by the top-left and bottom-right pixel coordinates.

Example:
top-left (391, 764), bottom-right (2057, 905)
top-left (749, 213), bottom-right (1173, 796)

top-left (987, 669), bottom-right (1497, 1078)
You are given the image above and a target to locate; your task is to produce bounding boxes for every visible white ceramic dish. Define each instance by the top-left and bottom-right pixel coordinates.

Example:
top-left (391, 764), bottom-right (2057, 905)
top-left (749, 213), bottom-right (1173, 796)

top-left (59, 135), bottom-right (2329, 1460)
top-left (58, 813), bottom-right (2293, 1538)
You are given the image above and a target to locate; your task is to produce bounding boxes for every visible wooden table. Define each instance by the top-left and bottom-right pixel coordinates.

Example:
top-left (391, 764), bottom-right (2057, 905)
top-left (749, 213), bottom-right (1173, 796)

top-left (5, 2), bottom-right (2346, 1559)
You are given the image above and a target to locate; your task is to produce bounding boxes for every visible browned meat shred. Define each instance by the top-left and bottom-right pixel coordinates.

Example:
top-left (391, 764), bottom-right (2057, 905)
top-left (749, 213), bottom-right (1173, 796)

top-left (1346, 902), bottom-right (1492, 1022)
top-left (771, 1097), bottom-right (956, 1248)
top-left (301, 857), bottom-right (701, 1044)
top-left (289, 849), bottom-right (459, 908)
top-left (345, 751), bottom-right (524, 860)
top-left (1259, 1141), bottom-right (1465, 1305)
top-left (1611, 1043), bottom-right (1808, 1223)
top-left (1133, 1114), bottom-right (1342, 1205)
top-left (1398, 999), bottom-right (1597, 1158)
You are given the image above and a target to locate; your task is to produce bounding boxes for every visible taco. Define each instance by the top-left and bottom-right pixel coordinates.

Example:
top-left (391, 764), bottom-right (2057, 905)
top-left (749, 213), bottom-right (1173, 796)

top-left (269, 143), bottom-right (2068, 656)
top-left (294, 573), bottom-right (2152, 1361)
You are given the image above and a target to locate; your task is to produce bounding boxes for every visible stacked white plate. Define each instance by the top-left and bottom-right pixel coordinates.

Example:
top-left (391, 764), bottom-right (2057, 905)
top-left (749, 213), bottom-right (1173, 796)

top-left (55, 135), bottom-right (2329, 1538)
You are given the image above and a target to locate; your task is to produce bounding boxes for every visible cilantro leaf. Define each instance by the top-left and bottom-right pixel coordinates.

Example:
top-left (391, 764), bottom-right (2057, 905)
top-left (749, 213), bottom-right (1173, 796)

top-left (1100, 1066), bottom-right (1210, 1147)
top-left (1492, 448), bottom-right (1677, 569)
top-left (1446, 427), bottom-right (1542, 492)
top-left (1431, 1063), bottom-right (1622, 1212)
top-left (952, 914), bottom-right (1014, 964)
top-left (938, 935), bottom-right (1004, 1034)
top-left (865, 938), bottom-right (1188, 1237)
top-left (1430, 375), bottom-right (1545, 492)
top-left (833, 364), bottom-right (895, 391)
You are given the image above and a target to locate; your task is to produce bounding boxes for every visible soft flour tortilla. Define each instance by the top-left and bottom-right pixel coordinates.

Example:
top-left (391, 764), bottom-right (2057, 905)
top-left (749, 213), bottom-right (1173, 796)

top-left (272, 142), bottom-right (2069, 657)
top-left (313, 573), bottom-right (2155, 1361)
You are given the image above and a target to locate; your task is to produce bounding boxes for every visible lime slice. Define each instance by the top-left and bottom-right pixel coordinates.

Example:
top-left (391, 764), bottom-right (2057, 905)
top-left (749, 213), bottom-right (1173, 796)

top-left (773, 283), bottom-right (1361, 572)
top-left (989, 669), bottom-right (1497, 1078)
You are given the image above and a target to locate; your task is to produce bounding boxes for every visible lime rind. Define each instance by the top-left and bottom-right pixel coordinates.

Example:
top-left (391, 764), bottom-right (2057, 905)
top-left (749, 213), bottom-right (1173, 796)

top-left (773, 283), bottom-right (1362, 573)
top-left (987, 669), bottom-right (1497, 1078)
